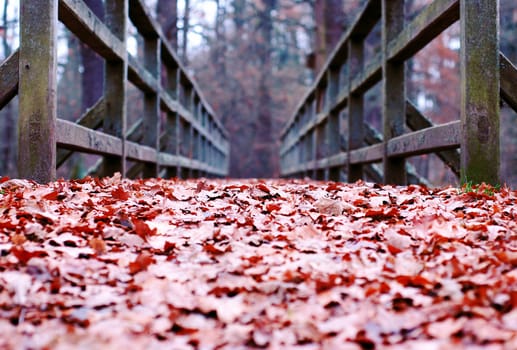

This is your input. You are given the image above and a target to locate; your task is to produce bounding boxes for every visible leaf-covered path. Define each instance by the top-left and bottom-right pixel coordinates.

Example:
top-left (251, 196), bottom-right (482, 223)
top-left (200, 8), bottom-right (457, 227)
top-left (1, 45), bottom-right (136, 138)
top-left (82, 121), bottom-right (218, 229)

top-left (0, 175), bottom-right (516, 349)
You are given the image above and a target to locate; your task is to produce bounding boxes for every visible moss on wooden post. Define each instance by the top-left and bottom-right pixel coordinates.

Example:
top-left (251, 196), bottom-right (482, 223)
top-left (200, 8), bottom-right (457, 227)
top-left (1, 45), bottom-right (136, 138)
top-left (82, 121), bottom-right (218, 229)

top-left (460, 0), bottom-right (500, 185)
top-left (101, 0), bottom-right (128, 177)
top-left (382, 0), bottom-right (406, 185)
top-left (18, 0), bottom-right (58, 183)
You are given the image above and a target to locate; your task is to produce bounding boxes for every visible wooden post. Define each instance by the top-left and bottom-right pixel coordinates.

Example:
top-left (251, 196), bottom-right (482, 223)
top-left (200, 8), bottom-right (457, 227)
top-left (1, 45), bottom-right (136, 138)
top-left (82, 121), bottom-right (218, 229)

top-left (167, 112), bottom-right (180, 178)
top-left (327, 110), bottom-right (341, 181)
top-left (101, 0), bottom-right (128, 177)
top-left (316, 121), bottom-right (326, 180)
top-left (142, 35), bottom-right (160, 178)
top-left (348, 37), bottom-right (364, 182)
top-left (460, 0), bottom-right (500, 185)
top-left (18, 0), bottom-right (58, 183)
top-left (326, 67), bottom-right (340, 181)
top-left (382, 0), bottom-right (406, 184)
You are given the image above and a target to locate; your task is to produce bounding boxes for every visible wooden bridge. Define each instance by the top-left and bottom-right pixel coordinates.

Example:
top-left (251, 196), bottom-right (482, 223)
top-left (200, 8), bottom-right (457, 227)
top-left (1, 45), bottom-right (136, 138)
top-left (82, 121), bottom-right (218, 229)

top-left (0, 0), bottom-right (515, 186)
top-left (0, 0), bottom-right (230, 184)
top-left (280, 0), bottom-right (517, 186)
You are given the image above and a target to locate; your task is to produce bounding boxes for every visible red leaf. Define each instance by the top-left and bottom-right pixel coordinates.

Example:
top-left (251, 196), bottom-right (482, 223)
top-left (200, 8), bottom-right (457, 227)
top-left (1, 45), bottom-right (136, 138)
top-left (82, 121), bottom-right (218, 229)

top-left (111, 186), bottom-right (130, 200)
top-left (256, 183), bottom-right (270, 193)
top-left (243, 255), bottom-right (263, 265)
top-left (163, 241), bottom-right (177, 254)
top-left (325, 182), bottom-right (341, 191)
top-left (128, 252), bottom-right (155, 274)
top-left (132, 218), bottom-right (157, 240)
top-left (315, 274), bottom-right (355, 293)
top-left (266, 203), bottom-right (281, 212)
top-left (387, 244), bottom-right (403, 255)
top-left (365, 207), bottom-right (399, 219)
top-left (43, 190), bottom-right (59, 201)
top-left (11, 246), bottom-right (48, 264)
top-left (203, 243), bottom-right (229, 256)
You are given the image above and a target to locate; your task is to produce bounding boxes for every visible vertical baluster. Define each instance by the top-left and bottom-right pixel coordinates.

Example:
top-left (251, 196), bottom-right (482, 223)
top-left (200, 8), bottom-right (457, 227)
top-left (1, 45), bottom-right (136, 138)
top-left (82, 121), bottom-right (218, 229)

top-left (102, 0), bottom-right (128, 177)
top-left (460, 0), bottom-right (500, 185)
top-left (381, 0), bottom-right (406, 184)
top-left (18, 0), bottom-right (58, 183)
top-left (143, 34), bottom-right (160, 178)
top-left (348, 36), bottom-right (364, 182)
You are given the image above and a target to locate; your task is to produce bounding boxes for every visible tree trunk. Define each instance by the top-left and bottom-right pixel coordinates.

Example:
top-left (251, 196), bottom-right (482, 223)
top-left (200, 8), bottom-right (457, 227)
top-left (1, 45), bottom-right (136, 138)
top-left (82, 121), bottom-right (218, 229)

top-left (253, 0), bottom-right (276, 178)
top-left (157, 0), bottom-right (178, 51)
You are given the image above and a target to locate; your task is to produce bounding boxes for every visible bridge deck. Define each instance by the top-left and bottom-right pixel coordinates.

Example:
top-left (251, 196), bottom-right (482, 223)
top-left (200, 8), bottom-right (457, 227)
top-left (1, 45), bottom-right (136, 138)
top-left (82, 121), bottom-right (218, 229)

top-left (0, 176), bottom-right (515, 349)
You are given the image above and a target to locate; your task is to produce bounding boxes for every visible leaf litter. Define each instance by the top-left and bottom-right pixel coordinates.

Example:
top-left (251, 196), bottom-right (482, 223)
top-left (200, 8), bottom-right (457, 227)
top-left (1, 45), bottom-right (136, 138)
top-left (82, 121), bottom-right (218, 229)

top-left (0, 175), bottom-right (515, 349)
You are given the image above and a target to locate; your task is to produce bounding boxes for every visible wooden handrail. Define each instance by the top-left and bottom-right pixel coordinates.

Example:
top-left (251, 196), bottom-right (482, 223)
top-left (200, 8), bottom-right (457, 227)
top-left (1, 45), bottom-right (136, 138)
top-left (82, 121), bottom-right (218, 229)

top-left (0, 0), bottom-right (229, 182)
top-left (280, 0), bottom-right (505, 186)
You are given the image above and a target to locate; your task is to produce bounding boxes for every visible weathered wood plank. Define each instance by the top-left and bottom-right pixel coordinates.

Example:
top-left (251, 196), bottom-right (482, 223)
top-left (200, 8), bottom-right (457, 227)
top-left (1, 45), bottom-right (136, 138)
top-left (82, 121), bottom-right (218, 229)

top-left (162, 91), bottom-right (229, 156)
top-left (128, 0), bottom-right (160, 38)
top-left (364, 122), bottom-right (382, 145)
top-left (101, 0), bottom-right (128, 177)
top-left (57, 119), bottom-right (122, 155)
top-left (57, 98), bottom-right (106, 167)
top-left (127, 162), bottom-right (144, 179)
top-left (460, 0), bottom-right (500, 185)
top-left (58, 0), bottom-right (125, 60)
top-left (350, 52), bottom-right (382, 95)
top-left (364, 164), bottom-right (382, 183)
top-left (18, 1), bottom-right (58, 183)
top-left (500, 53), bottom-right (517, 113)
top-left (382, 0), bottom-right (406, 184)
top-left (388, 0), bottom-right (459, 62)
top-left (0, 50), bottom-right (19, 109)
top-left (327, 110), bottom-right (341, 181)
top-left (349, 0), bottom-right (382, 39)
top-left (349, 144), bottom-right (384, 164)
top-left (128, 55), bottom-right (159, 94)
top-left (125, 142), bottom-right (157, 163)
top-left (326, 152), bottom-right (348, 168)
top-left (158, 152), bottom-right (181, 168)
top-left (127, 118), bottom-right (143, 142)
top-left (76, 97), bottom-right (106, 129)
top-left (406, 101), bottom-right (460, 175)
top-left (280, 0), bottom-right (381, 139)
top-left (387, 121), bottom-right (460, 158)
top-left (161, 38), bottom-right (228, 140)
top-left (142, 35), bottom-right (160, 177)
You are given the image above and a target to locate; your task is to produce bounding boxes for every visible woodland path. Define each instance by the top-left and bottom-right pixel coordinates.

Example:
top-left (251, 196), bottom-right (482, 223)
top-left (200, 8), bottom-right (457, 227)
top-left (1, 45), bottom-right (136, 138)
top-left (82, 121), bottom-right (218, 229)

top-left (0, 176), bottom-right (515, 349)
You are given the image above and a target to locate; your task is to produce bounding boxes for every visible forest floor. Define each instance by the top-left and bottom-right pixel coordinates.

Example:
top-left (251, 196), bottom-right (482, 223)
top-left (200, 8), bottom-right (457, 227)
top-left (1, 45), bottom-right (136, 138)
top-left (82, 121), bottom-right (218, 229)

top-left (0, 175), bottom-right (516, 349)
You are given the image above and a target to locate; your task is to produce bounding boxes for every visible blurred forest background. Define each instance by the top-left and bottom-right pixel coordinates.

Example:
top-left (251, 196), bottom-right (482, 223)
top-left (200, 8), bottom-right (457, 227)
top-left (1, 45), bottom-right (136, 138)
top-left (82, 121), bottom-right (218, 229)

top-left (1, 0), bottom-right (516, 186)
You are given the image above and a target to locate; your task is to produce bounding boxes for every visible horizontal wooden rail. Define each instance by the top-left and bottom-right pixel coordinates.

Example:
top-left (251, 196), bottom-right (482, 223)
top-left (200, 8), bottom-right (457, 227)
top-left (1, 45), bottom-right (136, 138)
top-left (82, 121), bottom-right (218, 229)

top-left (0, 0), bottom-right (229, 182)
top-left (280, 0), bottom-right (505, 186)
top-left (57, 119), bottom-right (123, 156)
top-left (0, 50), bottom-right (18, 110)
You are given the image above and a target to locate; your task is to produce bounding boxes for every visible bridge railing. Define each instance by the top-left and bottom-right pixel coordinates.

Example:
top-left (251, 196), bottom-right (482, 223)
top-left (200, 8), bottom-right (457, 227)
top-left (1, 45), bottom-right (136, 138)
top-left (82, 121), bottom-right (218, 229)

top-left (279, 0), bottom-right (517, 185)
top-left (0, 0), bottom-right (230, 183)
